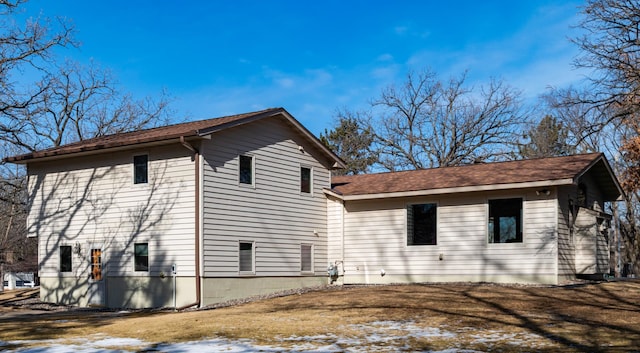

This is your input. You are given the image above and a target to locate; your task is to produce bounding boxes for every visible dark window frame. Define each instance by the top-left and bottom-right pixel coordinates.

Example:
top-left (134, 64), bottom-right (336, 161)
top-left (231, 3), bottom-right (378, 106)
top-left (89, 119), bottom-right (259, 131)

top-left (300, 166), bottom-right (312, 194)
top-left (134, 243), bottom-right (149, 272)
top-left (60, 245), bottom-right (72, 272)
top-left (407, 203), bottom-right (437, 246)
top-left (239, 155), bottom-right (254, 185)
top-left (133, 154), bottom-right (148, 184)
top-left (488, 198), bottom-right (523, 244)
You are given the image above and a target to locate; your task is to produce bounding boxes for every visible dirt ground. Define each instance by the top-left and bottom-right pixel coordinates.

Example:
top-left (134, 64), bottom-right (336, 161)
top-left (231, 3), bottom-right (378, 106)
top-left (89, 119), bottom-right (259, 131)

top-left (1, 280), bottom-right (640, 352)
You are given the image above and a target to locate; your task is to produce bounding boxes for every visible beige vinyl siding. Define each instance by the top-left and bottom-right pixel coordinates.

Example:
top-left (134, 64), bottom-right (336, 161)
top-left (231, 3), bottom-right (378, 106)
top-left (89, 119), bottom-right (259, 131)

top-left (201, 117), bottom-right (329, 277)
top-left (327, 196), bottom-right (344, 265)
top-left (28, 144), bottom-right (196, 279)
top-left (340, 189), bottom-right (559, 284)
top-left (557, 186), bottom-right (576, 280)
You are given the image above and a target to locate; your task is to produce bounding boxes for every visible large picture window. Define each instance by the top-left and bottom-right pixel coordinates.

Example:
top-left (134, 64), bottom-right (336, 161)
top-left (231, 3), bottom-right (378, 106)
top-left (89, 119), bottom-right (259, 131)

top-left (239, 242), bottom-right (254, 273)
top-left (407, 203), bottom-right (437, 245)
top-left (134, 243), bottom-right (149, 272)
top-left (239, 155), bottom-right (253, 185)
top-left (133, 155), bottom-right (148, 184)
top-left (488, 198), bottom-right (523, 243)
top-left (60, 245), bottom-right (72, 272)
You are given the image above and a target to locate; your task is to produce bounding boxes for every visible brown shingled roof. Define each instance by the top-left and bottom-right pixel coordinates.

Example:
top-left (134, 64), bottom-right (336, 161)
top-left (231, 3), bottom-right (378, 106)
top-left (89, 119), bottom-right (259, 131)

top-left (4, 108), bottom-right (345, 168)
top-left (5, 108), bottom-right (279, 163)
top-left (330, 153), bottom-right (622, 201)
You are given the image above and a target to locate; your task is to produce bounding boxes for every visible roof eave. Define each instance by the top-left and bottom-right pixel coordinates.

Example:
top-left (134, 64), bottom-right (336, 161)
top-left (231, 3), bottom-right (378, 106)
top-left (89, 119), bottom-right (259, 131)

top-left (335, 178), bottom-right (575, 201)
top-left (4, 134), bottom-right (205, 164)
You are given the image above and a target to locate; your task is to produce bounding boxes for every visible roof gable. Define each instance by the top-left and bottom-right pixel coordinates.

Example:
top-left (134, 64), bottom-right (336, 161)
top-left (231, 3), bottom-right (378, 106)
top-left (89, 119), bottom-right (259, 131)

top-left (4, 108), bottom-right (345, 169)
top-left (330, 153), bottom-right (624, 201)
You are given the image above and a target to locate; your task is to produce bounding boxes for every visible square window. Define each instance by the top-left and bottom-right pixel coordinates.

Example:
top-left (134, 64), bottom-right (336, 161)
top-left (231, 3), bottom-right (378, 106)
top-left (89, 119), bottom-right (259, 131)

top-left (301, 244), bottom-right (313, 272)
top-left (60, 245), bottom-right (72, 272)
top-left (239, 242), bottom-right (254, 272)
top-left (300, 167), bottom-right (312, 193)
top-left (239, 155), bottom-right (253, 185)
top-left (488, 198), bottom-right (523, 243)
top-left (134, 155), bottom-right (148, 184)
top-left (407, 203), bottom-right (437, 245)
top-left (134, 243), bottom-right (149, 272)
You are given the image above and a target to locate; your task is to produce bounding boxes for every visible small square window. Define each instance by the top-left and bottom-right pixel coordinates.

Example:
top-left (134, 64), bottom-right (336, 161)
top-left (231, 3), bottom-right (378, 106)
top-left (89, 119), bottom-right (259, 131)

top-left (239, 242), bottom-right (254, 272)
top-left (239, 155), bottom-right (253, 185)
top-left (60, 246), bottom-right (72, 272)
top-left (300, 167), bottom-right (312, 193)
top-left (134, 243), bottom-right (149, 272)
top-left (134, 155), bottom-right (148, 184)
top-left (301, 244), bottom-right (313, 272)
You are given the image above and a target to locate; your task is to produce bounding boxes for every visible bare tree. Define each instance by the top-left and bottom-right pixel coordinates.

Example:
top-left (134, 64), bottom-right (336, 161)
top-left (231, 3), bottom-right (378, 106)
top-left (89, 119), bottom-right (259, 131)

top-left (363, 70), bottom-right (523, 171)
top-left (547, 0), bottom-right (640, 276)
top-left (12, 60), bottom-right (171, 151)
top-left (0, 1), bottom-right (172, 290)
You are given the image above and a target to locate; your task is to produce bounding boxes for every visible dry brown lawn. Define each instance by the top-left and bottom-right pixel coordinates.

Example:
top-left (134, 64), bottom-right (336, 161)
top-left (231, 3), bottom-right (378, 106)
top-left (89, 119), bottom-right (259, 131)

top-left (1, 281), bottom-right (640, 352)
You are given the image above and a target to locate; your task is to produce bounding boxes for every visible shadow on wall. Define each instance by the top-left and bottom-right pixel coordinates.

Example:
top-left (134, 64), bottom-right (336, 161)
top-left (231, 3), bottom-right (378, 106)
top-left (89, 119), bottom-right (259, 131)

top-left (31, 159), bottom-right (183, 308)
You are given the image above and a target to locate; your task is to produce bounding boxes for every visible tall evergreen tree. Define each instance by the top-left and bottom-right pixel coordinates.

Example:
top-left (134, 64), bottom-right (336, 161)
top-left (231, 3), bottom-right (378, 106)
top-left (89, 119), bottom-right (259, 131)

top-left (519, 115), bottom-right (575, 159)
top-left (320, 112), bottom-right (376, 175)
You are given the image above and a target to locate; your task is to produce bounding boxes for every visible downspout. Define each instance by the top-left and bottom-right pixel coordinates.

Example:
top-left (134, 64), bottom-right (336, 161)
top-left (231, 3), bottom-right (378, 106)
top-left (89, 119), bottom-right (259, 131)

top-left (178, 136), bottom-right (201, 310)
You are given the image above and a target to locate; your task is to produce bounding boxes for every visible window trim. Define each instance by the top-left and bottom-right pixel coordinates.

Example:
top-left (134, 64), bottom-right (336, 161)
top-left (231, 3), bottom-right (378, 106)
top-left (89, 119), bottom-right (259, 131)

top-left (300, 243), bottom-right (314, 273)
top-left (487, 197), bottom-right (524, 244)
top-left (300, 165), bottom-right (313, 195)
top-left (134, 242), bottom-right (149, 272)
top-left (406, 202), bottom-right (438, 246)
top-left (60, 245), bottom-right (72, 273)
top-left (238, 154), bottom-right (255, 187)
top-left (133, 154), bottom-right (149, 185)
top-left (238, 241), bottom-right (255, 275)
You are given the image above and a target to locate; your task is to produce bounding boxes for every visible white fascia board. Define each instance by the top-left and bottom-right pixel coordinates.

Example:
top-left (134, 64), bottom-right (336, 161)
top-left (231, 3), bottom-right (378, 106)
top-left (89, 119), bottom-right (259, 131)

top-left (338, 178), bottom-right (575, 201)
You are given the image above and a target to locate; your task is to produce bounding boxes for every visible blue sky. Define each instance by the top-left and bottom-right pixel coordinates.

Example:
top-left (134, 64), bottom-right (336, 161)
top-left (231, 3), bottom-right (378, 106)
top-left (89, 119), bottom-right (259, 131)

top-left (21, 0), bottom-right (586, 135)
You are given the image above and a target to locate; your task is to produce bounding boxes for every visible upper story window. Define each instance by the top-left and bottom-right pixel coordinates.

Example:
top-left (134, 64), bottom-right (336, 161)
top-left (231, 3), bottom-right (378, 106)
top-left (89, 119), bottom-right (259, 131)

top-left (60, 245), bottom-right (72, 272)
top-left (133, 155), bottom-right (148, 184)
top-left (407, 203), bottom-right (437, 245)
top-left (300, 166), bottom-right (312, 193)
top-left (239, 155), bottom-right (254, 185)
top-left (488, 198), bottom-right (523, 243)
top-left (577, 183), bottom-right (587, 208)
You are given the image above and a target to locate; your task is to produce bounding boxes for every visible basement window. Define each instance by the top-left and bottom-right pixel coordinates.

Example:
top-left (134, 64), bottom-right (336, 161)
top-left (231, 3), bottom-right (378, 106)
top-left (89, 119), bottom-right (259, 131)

top-left (488, 198), bottom-right (523, 243)
top-left (134, 243), bottom-right (149, 272)
top-left (133, 155), bottom-right (148, 184)
top-left (407, 203), bottom-right (437, 245)
top-left (60, 245), bottom-right (72, 272)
